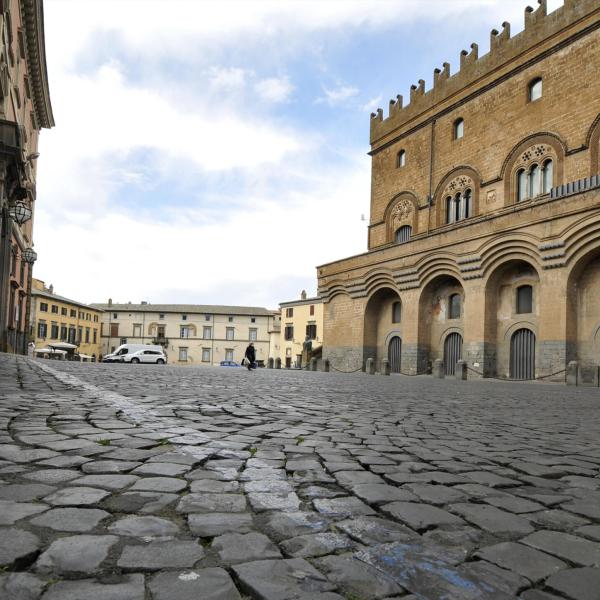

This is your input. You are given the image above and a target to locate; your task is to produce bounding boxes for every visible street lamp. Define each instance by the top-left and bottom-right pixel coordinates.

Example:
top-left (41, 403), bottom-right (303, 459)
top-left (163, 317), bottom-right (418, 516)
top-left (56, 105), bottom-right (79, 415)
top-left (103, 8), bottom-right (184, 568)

top-left (22, 247), bottom-right (37, 264)
top-left (8, 200), bottom-right (32, 225)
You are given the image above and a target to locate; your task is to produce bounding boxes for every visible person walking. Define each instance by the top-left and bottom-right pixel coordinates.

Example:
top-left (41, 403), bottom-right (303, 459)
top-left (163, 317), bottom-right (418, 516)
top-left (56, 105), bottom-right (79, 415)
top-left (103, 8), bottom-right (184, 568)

top-left (244, 342), bottom-right (256, 371)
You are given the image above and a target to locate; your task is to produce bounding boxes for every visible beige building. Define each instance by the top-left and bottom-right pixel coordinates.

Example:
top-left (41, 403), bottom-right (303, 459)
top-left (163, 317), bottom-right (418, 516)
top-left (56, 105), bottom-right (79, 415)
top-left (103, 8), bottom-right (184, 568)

top-left (0, 0), bottom-right (54, 354)
top-left (318, 0), bottom-right (600, 381)
top-left (30, 279), bottom-right (103, 360)
top-left (279, 291), bottom-right (323, 368)
top-left (92, 302), bottom-right (278, 366)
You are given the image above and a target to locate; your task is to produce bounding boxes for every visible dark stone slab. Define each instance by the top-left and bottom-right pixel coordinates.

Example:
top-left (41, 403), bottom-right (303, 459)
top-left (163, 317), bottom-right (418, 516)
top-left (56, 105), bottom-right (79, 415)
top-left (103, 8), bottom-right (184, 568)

top-left (148, 568), bottom-right (241, 600)
top-left (0, 527), bottom-right (41, 568)
top-left (29, 508), bottom-right (109, 532)
top-left (118, 540), bottom-right (205, 571)
top-left (41, 573), bottom-right (145, 600)
top-left (546, 567), bottom-right (600, 600)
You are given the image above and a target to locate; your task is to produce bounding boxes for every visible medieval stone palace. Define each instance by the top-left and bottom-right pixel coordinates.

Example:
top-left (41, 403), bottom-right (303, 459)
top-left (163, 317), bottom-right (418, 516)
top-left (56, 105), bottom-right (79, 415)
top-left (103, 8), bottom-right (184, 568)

top-left (318, 0), bottom-right (600, 381)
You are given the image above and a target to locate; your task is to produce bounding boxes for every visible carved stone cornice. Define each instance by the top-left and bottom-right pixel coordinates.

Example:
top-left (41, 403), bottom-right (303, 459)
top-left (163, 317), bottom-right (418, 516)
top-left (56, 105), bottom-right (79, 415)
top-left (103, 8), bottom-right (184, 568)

top-left (20, 0), bottom-right (54, 129)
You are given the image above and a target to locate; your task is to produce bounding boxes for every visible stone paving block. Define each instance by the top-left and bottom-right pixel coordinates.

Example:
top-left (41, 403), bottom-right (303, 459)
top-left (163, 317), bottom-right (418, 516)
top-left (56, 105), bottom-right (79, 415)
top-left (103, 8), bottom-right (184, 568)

top-left (403, 483), bottom-right (466, 505)
top-left (190, 479), bottom-right (239, 493)
top-left (259, 511), bottom-right (330, 541)
top-left (41, 573), bottom-right (145, 600)
top-left (36, 455), bottom-right (91, 468)
top-left (520, 591), bottom-right (564, 600)
top-left (334, 470), bottom-right (384, 487)
top-left (177, 492), bottom-right (247, 513)
top-left (148, 568), bottom-right (241, 600)
top-left (43, 486), bottom-right (110, 506)
top-left (35, 534), bottom-right (118, 575)
top-left (313, 496), bottom-right (376, 518)
top-left (0, 527), bottom-right (40, 568)
top-left (356, 541), bottom-right (511, 599)
top-left (530, 509), bottom-right (591, 532)
top-left (521, 530), bottom-right (600, 566)
top-left (280, 532), bottom-right (355, 557)
top-left (212, 531), bottom-right (282, 564)
top-left (457, 560), bottom-right (529, 596)
top-left (188, 512), bottom-right (255, 537)
top-left (475, 541), bottom-right (567, 582)
top-left (562, 500), bottom-right (600, 520)
top-left (68, 474), bottom-right (139, 490)
top-left (336, 515), bottom-right (417, 544)
top-left (0, 483), bottom-right (56, 501)
top-left (104, 491), bottom-right (178, 514)
top-left (315, 554), bottom-right (405, 599)
top-left (546, 567), bottom-right (600, 600)
top-left (233, 558), bottom-right (337, 598)
top-left (0, 500), bottom-right (48, 524)
top-left (352, 483), bottom-right (418, 504)
top-left (22, 469), bottom-right (81, 484)
top-left (381, 501), bottom-right (465, 531)
top-left (484, 494), bottom-right (545, 514)
top-left (129, 476), bottom-right (187, 493)
top-left (29, 507), bottom-right (109, 532)
top-left (0, 572), bottom-right (46, 600)
top-left (463, 471), bottom-right (523, 488)
top-left (118, 540), bottom-right (205, 571)
top-left (576, 525), bottom-right (600, 542)
top-left (131, 462), bottom-right (191, 477)
top-left (81, 460), bottom-right (141, 474)
top-left (108, 515), bottom-right (179, 538)
top-left (450, 502), bottom-right (534, 537)
top-left (247, 491), bottom-right (301, 512)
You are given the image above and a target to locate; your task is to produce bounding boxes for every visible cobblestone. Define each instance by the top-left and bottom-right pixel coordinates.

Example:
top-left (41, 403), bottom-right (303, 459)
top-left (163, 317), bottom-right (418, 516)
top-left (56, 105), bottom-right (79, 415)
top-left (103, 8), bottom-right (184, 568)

top-left (2, 354), bottom-right (600, 599)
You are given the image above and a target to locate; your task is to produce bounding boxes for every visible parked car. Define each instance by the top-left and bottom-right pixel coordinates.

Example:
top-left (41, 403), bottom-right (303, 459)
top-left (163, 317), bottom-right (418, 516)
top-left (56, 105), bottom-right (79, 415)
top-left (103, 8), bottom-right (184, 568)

top-left (103, 344), bottom-right (164, 363)
top-left (122, 349), bottom-right (167, 364)
top-left (219, 360), bottom-right (240, 367)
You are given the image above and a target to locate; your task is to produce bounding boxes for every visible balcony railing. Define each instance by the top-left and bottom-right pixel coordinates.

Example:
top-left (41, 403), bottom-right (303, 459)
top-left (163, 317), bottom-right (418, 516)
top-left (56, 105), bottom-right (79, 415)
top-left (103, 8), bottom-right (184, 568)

top-left (152, 337), bottom-right (169, 346)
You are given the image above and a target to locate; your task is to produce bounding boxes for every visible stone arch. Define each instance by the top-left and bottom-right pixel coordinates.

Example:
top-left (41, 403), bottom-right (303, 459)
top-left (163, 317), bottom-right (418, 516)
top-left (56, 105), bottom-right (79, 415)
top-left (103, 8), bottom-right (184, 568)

top-left (383, 192), bottom-right (419, 243)
top-left (434, 166), bottom-right (481, 227)
top-left (566, 246), bottom-right (600, 367)
top-left (417, 273), bottom-right (465, 373)
top-left (364, 286), bottom-right (402, 370)
top-left (483, 259), bottom-right (541, 377)
top-left (501, 133), bottom-right (566, 206)
top-left (586, 113), bottom-right (600, 176)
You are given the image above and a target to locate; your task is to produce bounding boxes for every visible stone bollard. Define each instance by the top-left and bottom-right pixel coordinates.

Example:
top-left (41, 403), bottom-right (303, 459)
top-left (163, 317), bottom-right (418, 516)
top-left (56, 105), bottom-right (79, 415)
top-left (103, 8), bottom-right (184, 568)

top-left (381, 359), bottom-right (391, 376)
top-left (455, 360), bottom-right (468, 380)
top-left (323, 359), bottom-right (330, 373)
top-left (566, 361), bottom-right (578, 386)
top-left (432, 359), bottom-right (445, 379)
top-left (275, 358), bottom-right (282, 369)
top-left (267, 357), bottom-right (274, 369)
top-left (310, 357), bottom-right (318, 371)
top-left (366, 358), bottom-right (375, 375)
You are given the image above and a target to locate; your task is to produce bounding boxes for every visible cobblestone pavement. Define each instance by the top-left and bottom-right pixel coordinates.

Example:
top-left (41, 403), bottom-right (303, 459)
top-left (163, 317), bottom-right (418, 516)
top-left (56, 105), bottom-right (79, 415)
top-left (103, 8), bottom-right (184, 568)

top-left (1, 354), bottom-right (600, 599)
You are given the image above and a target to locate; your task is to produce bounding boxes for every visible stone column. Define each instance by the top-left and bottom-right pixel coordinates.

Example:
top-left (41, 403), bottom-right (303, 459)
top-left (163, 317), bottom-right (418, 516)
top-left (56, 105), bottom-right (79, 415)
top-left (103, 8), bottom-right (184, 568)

top-left (462, 280), bottom-right (490, 378)
top-left (432, 359), bottom-right (445, 378)
top-left (399, 289), bottom-right (422, 374)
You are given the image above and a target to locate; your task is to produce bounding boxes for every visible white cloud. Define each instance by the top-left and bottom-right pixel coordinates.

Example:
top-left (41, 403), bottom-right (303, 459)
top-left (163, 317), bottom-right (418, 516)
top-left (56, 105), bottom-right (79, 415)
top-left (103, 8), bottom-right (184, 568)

top-left (207, 66), bottom-right (250, 92)
top-left (254, 77), bottom-right (294, 103)
top-left (317, 85), bottom-right (360, 107)
top-left (362, 95), bottom-right (383, 113)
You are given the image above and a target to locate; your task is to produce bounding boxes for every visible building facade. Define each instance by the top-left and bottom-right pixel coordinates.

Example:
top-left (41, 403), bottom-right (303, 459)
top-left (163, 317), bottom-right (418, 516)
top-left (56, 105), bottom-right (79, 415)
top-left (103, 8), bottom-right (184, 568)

top-left (92, 302), bottom-right (278, 366)
top-left (279, 291), bottom-right (323, 368)
top-left (318, 0), bottom-right (600, 380)
top-left (30, 279), bottom-right (103, 359)
top-left (0, 0), bottom-right (54, 354)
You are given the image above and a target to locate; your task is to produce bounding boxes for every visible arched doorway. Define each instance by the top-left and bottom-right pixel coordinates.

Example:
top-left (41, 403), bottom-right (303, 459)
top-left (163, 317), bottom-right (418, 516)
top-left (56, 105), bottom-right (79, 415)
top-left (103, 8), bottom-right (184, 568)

top-left (510, 328), bottom-right (536, 379)
top-left (388, 336), bottom-right (402, 373)
top-left (364, 287), bottom-right (402, 370)
top-left (417, 274), bottom-right (465, 374)
top-left (444, 332), bottom-right (463, 375)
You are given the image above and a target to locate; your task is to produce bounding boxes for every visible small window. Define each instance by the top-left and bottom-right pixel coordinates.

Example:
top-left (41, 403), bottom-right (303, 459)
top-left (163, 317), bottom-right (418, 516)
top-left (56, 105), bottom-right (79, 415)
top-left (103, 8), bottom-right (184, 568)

top-left (396, 149), bottom-right (406, 168)
top-left (395, 225), bottom-right (412, 244)
top-left (251, 317), bottom-right (256, 323)
top-left (179, 347), bottom-right (188, 361)
top-left (228, 316), bottom-right (234, 322)
top-left (310, 305), bottom-right (315, 316)
top-left (203, 326), bottom-right (212, 339)
top-left (306, 324), bottom-right (317, 340)
top-left (249, 328), bottom-right (257, 341)
top-left (392, 301), bottom-right (401, 324)
top-left (61, 307), bottom-right (67, 316)
top-left (182, 315), bottom-right (187, 321)
top-left (517, 169), bottom-right (527, 202)
top-left (448, 294), bottom-right (461, 319)
top-left (285, 308), bottom-right (294, 318)
top-left (542, 159), bottom-right (553, 194)
top-left (113, 313), bottom-right (117, 319)
top-left (284, 325), bottom-right (294, 341)
top-left (454, 118), bottom-right (464, 140)
top-left (40, 302), bottom-right (48, 312)
top-left (205, 315), bottom-right (211, 321)
top-left (51, 305), bottom-right (58, 314)
top-left (202, 348), bottom-right (211, 362)
top-left (226, 327), bottom-right (234, 340)
top-left (159, 313), bottom-right (165, 320)
top-left (516, 285), bottom-right (533, 314)
top-left (529, 78), bottom-right (542, 102)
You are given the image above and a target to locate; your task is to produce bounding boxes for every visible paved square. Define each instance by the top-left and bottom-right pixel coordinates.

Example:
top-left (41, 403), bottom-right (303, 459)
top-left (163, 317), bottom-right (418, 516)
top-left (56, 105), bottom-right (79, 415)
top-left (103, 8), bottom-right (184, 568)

top-left (1, 353), bottom-right (599, 599)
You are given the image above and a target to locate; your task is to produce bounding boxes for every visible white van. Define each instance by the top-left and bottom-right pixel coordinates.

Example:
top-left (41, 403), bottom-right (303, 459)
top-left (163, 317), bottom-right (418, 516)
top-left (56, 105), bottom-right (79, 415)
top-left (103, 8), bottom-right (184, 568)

top-left (102, 344), bottom-right (165, 363)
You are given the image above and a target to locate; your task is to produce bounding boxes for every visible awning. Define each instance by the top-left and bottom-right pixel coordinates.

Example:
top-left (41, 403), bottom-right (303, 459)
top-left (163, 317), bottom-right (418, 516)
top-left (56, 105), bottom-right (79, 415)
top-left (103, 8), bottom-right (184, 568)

top-left (35, 348), bottom-right (67, 355)
top-left (48, 342), bottom-right (78, 350)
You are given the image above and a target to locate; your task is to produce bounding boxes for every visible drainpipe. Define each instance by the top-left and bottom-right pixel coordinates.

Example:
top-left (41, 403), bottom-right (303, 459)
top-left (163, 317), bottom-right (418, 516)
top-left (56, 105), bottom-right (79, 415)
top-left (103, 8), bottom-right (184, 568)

top-left (427, 119), bottom-right (436, 235)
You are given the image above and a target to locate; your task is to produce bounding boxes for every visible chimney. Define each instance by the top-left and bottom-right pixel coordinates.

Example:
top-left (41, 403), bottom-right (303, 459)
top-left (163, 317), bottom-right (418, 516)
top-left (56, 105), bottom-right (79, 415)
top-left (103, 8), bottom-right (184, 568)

top-left (48, 284), bottom-right (54, 294)
top-left (108, 298), bottom-right (112, 306)
top-left (300, 290), bottom-right (307, 300)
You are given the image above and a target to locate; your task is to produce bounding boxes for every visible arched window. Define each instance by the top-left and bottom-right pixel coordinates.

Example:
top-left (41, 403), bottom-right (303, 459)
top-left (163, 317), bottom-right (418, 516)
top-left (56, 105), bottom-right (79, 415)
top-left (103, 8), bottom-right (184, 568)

top-left (517, 169), bottom-right (527, 202)
top-left (542, 159), bottom-right (553, 194)
top-left (517, 163), bottom-right (551, 202)
top-left (454, 118), bottom-right (464, 140)
top-left (446, 189), bottom-right (473, 224)
top-left (448, 294), bottom-right (461, 319)
top-left (396, 150), bottom-right (406, 168)
top-left (392, 301), bottom-right (401, 323)
top-left (395, 225), bottom-right (411, 244)
top-left (516, 285), bottom-right (533, 314)
top-left (529, 78), bottom-right (542, 102)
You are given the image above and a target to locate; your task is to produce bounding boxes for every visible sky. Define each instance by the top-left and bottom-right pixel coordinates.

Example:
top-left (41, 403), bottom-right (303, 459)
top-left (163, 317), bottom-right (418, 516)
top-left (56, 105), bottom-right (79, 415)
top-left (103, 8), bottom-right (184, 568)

top-left (33, 0), bottom-right (564, 308)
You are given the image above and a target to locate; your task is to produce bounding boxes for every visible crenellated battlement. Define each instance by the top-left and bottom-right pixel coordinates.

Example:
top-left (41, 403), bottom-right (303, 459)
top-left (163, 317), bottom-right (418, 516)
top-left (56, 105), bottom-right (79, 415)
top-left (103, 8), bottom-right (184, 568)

top-left (370, 0), bottom-right (599, 145)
